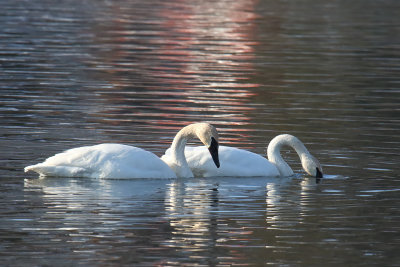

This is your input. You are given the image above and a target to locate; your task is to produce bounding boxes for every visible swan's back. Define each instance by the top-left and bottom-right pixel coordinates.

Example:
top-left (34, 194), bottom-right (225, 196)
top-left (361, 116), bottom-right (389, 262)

top-left (164, 145), bottom-right (280, 177)
top-left (25, 144), bottom-right (177, 179)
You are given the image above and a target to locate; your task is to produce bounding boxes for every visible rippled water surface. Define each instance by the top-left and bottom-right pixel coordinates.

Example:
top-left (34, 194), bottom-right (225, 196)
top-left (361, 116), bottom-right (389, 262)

top-left (1, 0), bottom-right (400, 265)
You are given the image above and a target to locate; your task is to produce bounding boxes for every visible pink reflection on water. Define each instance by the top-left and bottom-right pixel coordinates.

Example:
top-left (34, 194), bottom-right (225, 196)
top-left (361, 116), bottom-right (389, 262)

top-left (88, 0), bottom-right (260, 146)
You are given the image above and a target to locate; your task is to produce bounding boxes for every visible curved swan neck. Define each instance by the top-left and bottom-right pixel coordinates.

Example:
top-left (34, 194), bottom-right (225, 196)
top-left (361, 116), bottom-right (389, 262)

top-left (169, 124), bottom-right (198, 177)
top-left (267, 134), bottom-right (310, 177)
top-left (170, 125), bottom-right (196, 162)
top-left (166, 123), bottom-right (219, 178)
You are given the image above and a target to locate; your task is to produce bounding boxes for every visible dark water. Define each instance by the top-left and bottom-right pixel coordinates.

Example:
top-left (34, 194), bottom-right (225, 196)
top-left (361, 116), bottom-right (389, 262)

top-left (1, 0), bottom-right (400, 265)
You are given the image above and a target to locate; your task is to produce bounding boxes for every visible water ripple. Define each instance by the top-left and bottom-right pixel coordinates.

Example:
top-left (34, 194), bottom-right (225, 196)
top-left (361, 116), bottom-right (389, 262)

top-left (1, 0), bottom-right (400, 265)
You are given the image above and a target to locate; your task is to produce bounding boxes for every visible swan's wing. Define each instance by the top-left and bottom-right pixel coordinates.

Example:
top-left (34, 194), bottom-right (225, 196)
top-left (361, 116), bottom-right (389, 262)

top-left (25, 144), bottom-right (176, 179)
top-left (30, 144), bottom-right (130, 171)
top-left (24, 144), bottom-right (108, 177)
top-left (184, 146), bottom-right (280, 177)
top-left (24, 164), bottom-right (87, 178)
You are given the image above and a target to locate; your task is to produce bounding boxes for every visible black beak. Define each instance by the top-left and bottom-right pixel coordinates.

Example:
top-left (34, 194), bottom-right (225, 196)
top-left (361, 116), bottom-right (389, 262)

top-left (316, 168), bottom-right (323, 178)
top-left (208, 137), bottom-right (220, 168)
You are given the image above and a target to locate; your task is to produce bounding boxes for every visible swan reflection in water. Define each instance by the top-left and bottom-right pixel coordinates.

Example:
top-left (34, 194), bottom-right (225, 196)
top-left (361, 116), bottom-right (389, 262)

top-left (23, 175), bottom-right (321, 256)
top-left (265, 177), bottom-right (320, 230)
top-left (23, 178), bottom-right (171, 235)
top-left (164, 179), bottom-right (220, 251)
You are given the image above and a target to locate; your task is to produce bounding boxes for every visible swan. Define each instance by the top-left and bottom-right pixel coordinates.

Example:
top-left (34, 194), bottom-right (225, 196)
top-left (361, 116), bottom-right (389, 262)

top-left (163, 134), bottom-right (322, 178)
top-left (161, 123), bottom-right (220, 178)
top-left (24, 123), bottom-right (220, 179)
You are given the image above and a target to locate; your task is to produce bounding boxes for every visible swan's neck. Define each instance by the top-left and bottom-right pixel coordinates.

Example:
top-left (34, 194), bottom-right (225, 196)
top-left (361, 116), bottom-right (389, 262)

top-left (169, 125), bottom-right (197, 177)
top-left (267, 134), bottom-right (310, 177)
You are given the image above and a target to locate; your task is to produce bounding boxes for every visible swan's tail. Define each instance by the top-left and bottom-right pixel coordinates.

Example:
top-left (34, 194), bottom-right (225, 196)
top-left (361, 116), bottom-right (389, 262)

top-left (24, 164), bottom-right (86, 177)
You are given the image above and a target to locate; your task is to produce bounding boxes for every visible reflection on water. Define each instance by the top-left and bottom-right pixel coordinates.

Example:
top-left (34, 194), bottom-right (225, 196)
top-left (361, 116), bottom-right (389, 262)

top-left (165, 180), bottom-right (219, 252)
top-left (84, 0), bottom-right (261, 147)
top-left (1, 0), bottom-right (400, 265)
top-left (17, 176), bottom-right (399, 266)
top-left (19, 176), bottom-right (318, 265)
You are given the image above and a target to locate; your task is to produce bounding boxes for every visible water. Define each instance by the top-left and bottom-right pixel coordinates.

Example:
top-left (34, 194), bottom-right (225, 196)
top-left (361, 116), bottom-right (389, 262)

top-left (1, 0), bottom-right (400, 265)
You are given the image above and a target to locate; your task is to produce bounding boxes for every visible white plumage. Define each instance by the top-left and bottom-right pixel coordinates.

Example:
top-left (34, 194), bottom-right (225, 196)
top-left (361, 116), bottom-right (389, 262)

top-left (25, 122), bottom-right (220, 179)
top-left (25, 144), bottom-right (177, 179)
top-left (164, 134), bottom-right (323, 178)
top-left (165, 145), bottom-right (280, 177)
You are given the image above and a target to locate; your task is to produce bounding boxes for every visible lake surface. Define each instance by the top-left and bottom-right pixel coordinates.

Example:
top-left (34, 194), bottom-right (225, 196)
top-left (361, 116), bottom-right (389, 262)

top-left (1, 0), bottom-right (400, 265)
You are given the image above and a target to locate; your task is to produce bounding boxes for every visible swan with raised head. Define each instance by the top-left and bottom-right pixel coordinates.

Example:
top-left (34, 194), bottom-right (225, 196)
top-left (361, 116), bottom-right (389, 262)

top-left (25, 122), bottom-right (220, 179)
top-left (164, 134), bottom-right (322, 178)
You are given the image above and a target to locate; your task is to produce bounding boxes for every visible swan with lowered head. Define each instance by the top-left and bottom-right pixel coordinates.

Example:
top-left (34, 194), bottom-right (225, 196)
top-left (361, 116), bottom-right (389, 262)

top-left (161, 123), bottom-right (220, 177)
top-left (25, 122), bottom-right (220, 179)
top-left (163, 134), bottom-right (322, 178)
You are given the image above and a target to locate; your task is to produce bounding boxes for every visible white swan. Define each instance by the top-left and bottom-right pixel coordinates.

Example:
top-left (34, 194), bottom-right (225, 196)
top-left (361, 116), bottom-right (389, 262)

top-left (163, 134), bottom-right (322, 178)
top-left (25, 123), bottom-right (220, 179)
top-left (161, 123), bottom-right (220, 178)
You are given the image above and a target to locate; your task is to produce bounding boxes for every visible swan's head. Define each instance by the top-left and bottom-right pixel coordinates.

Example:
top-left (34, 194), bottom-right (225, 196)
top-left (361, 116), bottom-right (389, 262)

top-left (195, 123), bottom-right (220, 168)
top-left (301, 154), bottom-right (323, 178)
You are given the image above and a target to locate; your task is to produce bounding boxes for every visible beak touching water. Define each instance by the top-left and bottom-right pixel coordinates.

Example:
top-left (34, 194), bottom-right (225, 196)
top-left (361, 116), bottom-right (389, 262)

top-left (316, 168), bottom-right (323, 178)
top-left (208, 137), bottom-right (220, 168)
